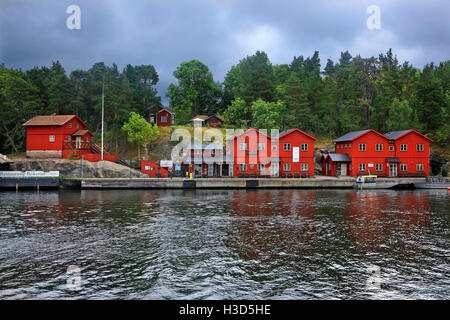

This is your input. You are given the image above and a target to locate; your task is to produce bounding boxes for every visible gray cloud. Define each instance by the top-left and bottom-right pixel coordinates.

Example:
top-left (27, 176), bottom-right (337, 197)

top-left (1, 0), bottom-right (449, 103)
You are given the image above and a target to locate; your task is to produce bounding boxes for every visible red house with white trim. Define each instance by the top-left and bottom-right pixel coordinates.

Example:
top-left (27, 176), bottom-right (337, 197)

top-left (277, 128), bottom-right (317, 177)
top-left (149, 107), bottom-right (175, 126)
top-left (384, 129), bottom-right (433, 177)
top-left (23, 115), bottom-right (116, 162)
top-left (321, 129), bottom-right (432, 177)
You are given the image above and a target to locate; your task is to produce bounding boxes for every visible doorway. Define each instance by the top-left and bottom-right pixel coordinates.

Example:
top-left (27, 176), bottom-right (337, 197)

top-left (389, 163), bottom-right (398, 177)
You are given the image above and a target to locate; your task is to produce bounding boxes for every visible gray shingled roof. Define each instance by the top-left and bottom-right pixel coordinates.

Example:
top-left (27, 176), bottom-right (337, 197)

top-left (328, 153), bottom-right (351, 162)
top-left (384, 130), bottom-right (412, 140)
top-left (333, 129), bottom-right (371, 142)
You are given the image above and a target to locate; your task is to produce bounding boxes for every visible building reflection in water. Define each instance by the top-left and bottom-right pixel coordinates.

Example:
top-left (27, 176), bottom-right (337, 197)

top-left (228, 190), bottom-right (317, 261)
top-left (344, 191), bottom-right (431, 251)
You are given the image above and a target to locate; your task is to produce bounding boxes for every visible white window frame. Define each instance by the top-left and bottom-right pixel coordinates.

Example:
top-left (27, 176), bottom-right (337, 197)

top-left (258, 164), bottom-right (265, 171)
top-left (417, 163), bottom-right (424, 171)
top-left (375, 163), bottom-right (383, 171)
top-left (376, 144), bottom-right (383, 152)
top-left (389, 145), bottom-right (394, 152)
top-left (161, 116), bottom-right (167, 123)
top-left (283, 143), bottom-right (291, 151)
top-left (240, 143), bottom-right (247, 151)
top-left (400, 163), bottom-right (407, 171)
top-left (301, 143), bottom-right (308, 151)
top-left (400, 144), bottom-right (407, 152)
top-left (359, 144), bottom-right (366, 152)
top-left (417, 144), bottom-right (424, 152)
top-left (359, 163), bottom-right (366, 171)
top-left (68, 123), bottom-right (72, 129)
top-left (49, 135), bottom-right (55, 143)
top-left (240, 164), bottom-right (247, 171)
top-left (258, 143), bottom-right (265, 151)
top-left (283, 163), bottom-right (291, 171)
top-left (301, 163), bottom-right (308, 171)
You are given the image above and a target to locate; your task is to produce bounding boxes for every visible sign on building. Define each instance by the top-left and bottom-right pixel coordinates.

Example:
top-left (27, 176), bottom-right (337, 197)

top-left (160, 160), bottom-right (173, 167)
top-left (293, 147), bottom-right (300, 162)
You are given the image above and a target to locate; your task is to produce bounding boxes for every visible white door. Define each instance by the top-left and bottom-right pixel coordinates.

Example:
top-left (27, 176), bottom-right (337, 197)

top-left (389, 164), bottom-right (398, 177)
top-left (76, 136), bottom-right (82, 148)
top-left (341, 163), bottom-right (347, 176)
top-left (271, 163), bottom-right (279, 177)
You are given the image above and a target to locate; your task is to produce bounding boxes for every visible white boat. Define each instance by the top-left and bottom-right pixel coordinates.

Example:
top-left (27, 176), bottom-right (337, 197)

top-left (414, 176), bottom-right (450, 189)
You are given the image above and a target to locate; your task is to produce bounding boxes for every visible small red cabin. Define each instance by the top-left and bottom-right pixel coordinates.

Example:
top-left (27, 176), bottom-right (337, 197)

top-left (149, 107), bottom-right (175, 127)
top-left (189, 115), bottom-right (224, 127)
top-left (141, 161), bottom-right (169, 177)
top-left (23, 115), bottom-right (116, 162)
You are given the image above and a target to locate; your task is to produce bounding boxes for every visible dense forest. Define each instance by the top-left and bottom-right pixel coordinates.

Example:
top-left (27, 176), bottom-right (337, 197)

top-left (0, 49), bottom-right (449, 155)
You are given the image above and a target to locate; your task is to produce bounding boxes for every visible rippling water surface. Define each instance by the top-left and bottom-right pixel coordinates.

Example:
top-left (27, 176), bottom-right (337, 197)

top-left (0, 189), bottom-right (448, 299)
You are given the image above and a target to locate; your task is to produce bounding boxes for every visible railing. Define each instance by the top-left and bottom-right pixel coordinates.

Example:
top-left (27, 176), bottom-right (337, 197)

top-left (63, 142), bottom-right (91, 150)
top-left (398, 172), bottom-right (426, 177)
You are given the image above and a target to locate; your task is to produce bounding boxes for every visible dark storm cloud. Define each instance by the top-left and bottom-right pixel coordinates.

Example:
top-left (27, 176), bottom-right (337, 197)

top-left (1, 0), bottom-right (449, 102)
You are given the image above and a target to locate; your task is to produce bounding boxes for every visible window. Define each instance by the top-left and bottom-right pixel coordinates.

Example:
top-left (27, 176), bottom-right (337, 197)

top-left (240, 143), bottom-right (247, 151)
top-left (301, 163), bottom-right (308, 171)
top-left (283, 143), bottom-right (291, 151)
top-left (67, 136), bottom-right (71, 142)
top-left (258, 164), bottom-right (265, 171)
top-left (239, 164), bottom-right (247, 171)
top-left (417, 163), bottom-right (424, 171)
top-left (349, 144), bottom-right (352, 148)
top-left (161, 116), bottom-right (167, 123)
top-left (272, 145), bottom-right (277, 151)
top-left (283, 163), bottom-right (291, 171)
top-left (400, 164), bottom-right (407, 171)
top-left (145, 166), bottom-right (151, 171)
top-left (68, 123), bottom-right (72, 128)
top-left (417, 144), bottom-right (424, 152)
top-left (301, 143), bottom-right (308, 151)
top-left (49, 135), bottom-right (55, 143)
top-left (400, 144), bottom-right (407, 151)
top-left (76, 124), bottom-right (79, 129)
top-left (344, 144), bottom-right (347, 148)
top-left (359, 163), bottom-right (366, 171)
top-left (359, 144), bottom-right (366, 151)
top-left (250, 164), bottom-right (254, 169)
top-left (258, 143), bottom-right (265, 151)
top-left (376, 163), bottom-right (383, 171)
top-left (376, 144), bottom-right (383, 152)
top-left (389, 146), bottom-right (394, 152)
top-left (85, 138), bottom-right (89, 142)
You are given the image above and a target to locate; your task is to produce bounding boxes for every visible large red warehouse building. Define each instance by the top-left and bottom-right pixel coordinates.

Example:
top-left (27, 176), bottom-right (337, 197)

top-left (321, 129), bottom-right (433, 177)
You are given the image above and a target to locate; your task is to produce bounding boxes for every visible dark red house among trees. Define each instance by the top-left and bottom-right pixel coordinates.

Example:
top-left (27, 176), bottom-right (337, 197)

top-left (321, 129), bottom-right (433, 177)
top-left (149, 107), bottom-right (175, 126)
top-left (189, 115), bottom-right (224, 127)
top-left (23, 115), bottom-right (116, 162)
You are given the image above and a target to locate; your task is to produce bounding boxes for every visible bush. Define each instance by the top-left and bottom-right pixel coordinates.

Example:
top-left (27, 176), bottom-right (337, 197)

top-left (67, 150), bottom-right (81, 160)
top-left (441, 166), bottom-right (448, 177)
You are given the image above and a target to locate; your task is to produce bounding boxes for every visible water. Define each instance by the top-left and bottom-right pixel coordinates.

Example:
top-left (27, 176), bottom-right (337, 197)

top-left (0, 189), bottom-right (448, 300)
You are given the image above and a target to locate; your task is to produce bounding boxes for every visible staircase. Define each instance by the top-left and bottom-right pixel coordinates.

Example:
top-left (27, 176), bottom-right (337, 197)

top-left (90, 143), bottom-right (128, 166)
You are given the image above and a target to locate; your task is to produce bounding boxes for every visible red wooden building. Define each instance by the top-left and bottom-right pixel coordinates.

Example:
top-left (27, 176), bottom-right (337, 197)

top-left (384, 129), bottom-right (433, 177)
top-left (321, 129), bottom-right (432, 177)
top-left (189, 115), bottom-right (224, 127)
top-left (141, 161), bottom-right (169, 177)
top-left (149, 107), bottom-right (175, 127)
top-left (277, 128), bottom-right (317, 177)
top-left (23, 115), bottom-right (116, 162)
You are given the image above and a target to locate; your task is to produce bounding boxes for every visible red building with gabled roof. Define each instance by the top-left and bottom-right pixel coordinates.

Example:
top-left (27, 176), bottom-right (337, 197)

top-left (384, 129), bottom-right (433, 177)
top-left (23, 115), bottom-right (116, 162)
top-left (277, 128), bottom-right (318, 177)
top-left (149, 107), bottom-right (175, 126)
top-left (321, 129), bottom-right (433, 177)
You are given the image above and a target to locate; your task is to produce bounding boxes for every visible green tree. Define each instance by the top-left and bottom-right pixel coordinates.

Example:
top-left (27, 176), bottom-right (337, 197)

top-left (386, 98), bottom-right (414, 131)
top-left (0, 67), bottom-right (39, 153)
top-left (223, 98), bottom-right (249, 128)
top-left (166, 60), bottom-right (221, 120)
top-left (122, 111), bottom-right (159, 160)
top-left (251, 99), bottom-right (290, 130)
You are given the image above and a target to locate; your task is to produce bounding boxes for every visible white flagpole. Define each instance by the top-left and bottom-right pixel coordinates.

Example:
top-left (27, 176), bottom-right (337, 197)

top-left (101, 81), bottom-right (104, 161)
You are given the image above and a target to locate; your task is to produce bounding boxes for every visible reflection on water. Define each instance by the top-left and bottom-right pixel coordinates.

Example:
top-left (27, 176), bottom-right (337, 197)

top-left (0, 189), bottom-right (448, 299)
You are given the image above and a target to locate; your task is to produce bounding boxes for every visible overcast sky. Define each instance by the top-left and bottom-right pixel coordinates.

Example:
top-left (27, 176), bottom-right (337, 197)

top-left (1, 0), bottom-right (449, 103)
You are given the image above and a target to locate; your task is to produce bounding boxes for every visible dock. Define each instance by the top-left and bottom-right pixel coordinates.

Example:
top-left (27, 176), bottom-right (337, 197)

top-left (60, 176), bottom-right (431, 190)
